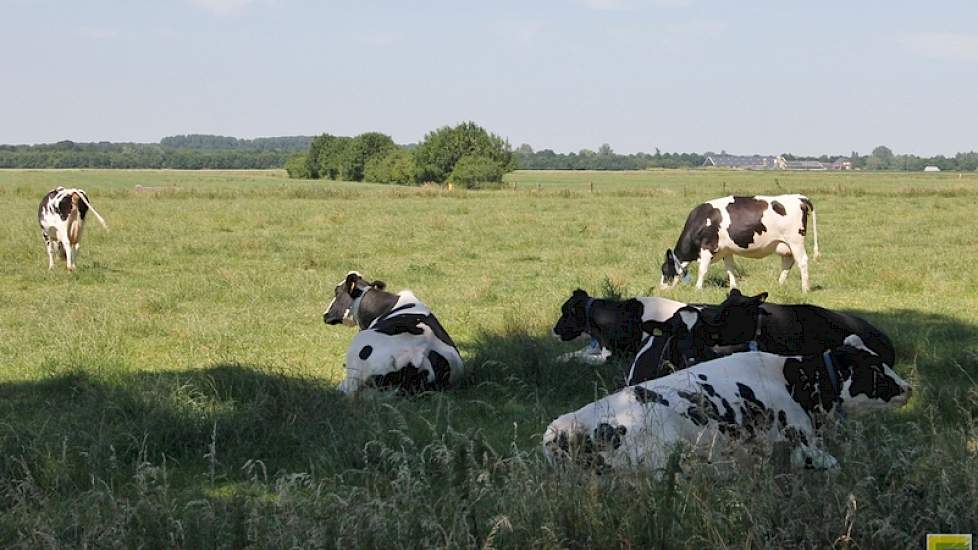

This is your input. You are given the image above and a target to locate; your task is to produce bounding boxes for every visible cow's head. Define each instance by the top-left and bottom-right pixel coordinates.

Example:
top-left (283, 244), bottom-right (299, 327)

top-left (323, 271), bottom-right (386, 326)
top-left (833, 335), bottom-right (912, 413)
top-left (659, 249), bottom-right (685, 289)
top-left (553, 289), bottom-right (593, 341)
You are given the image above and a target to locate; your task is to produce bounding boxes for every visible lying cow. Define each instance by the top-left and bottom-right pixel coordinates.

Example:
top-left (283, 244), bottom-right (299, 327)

top-left (544, 335), bottom-right (911, 473)
top-left (322, 272), bottom-right (463, 394)
top-left (628, 289), bottom-right (896, 385)
top-left (552, 289), bottom-right (686, 364)
top-left (660, 194), bottom-right (819, 292)
top-left (37, 187), bottom-right (108, 271)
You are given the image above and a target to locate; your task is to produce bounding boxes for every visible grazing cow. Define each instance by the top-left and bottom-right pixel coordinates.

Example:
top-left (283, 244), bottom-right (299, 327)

top-left (552, 289), bottom-right (686, 364)
top-left (660, 194), bottom-right (819, 292)
top-left (37, 187), bottom-right (108, 271)
top-left (544, 335), bottom-right (911, 473)
top-left (322, 272), bottom-right (463, 395)
top-left (628, 289), bottom-right (896, 385)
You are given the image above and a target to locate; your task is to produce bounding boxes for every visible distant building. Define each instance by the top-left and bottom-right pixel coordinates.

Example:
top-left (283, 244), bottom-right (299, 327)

top-left (702, 154), bottom-right (778, 170)
top-left (923, 165), bottom-right (941, 172)
top-left (776, 156), bottom-right (826, 170)
top-left (829, 158), bottom-right (853, 170)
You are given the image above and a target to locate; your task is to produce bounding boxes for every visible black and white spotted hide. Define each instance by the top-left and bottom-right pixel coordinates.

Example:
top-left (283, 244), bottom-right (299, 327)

top-left (37, 187), bottom-right (108, 271)
top-left (322, 272), bottom-right (464, 395)
top-left (660, 194), bottom-right (819, 292)
top-left (544, 335), bottom-right (910, 473)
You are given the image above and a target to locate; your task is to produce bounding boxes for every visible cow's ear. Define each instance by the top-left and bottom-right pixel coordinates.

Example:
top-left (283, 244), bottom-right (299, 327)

top-left (664, 249), bottom-right (673, 261)
top-left (370, 280), bottom-right (386, 290)
top-left (573, 288), bottom-right (589, 298)
top-left (729, 288), bottom-right (743, 298)
top-left (345, 272), bottom-right (360, 293)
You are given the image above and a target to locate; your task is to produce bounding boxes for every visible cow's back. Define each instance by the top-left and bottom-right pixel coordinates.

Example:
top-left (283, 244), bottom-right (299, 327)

top-left (757, 304), bottom-right (895, 365)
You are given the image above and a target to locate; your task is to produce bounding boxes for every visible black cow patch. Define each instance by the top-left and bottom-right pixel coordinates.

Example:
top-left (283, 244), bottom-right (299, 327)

top-left (428, 350), bottom-right (452, 389)
top-left (368, 364), bottom-right (430, 394)
top-left (725, 197), bottom-right (769, 249)
top-left (57, 195), bottom-right (74, 221)
top-left (633, 386), bottom-right (670, 407)
top-left (674, 203), bottom-right (723, 261)
top-left (359, 345), bottom-right (373, 360)
top-left (593, 423), bottom-right (627, 450)
top-left (798, 198), bottom-right (813, 236)
top-left (372, 314), bottom-right (426, 336)
top-left (771, 200), bottom-right (786, 216)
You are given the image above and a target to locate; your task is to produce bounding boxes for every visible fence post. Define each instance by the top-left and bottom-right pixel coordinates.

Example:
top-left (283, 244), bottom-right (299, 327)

top-left (590, 181), bottom-right (594, 193)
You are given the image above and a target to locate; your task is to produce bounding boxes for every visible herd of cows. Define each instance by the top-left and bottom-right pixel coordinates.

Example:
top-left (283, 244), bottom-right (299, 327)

top-left (37, 187), bottom-right (911, 473)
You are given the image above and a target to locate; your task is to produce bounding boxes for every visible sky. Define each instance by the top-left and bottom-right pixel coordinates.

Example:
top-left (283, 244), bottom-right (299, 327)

top-left (2, 0), bottom-right (977, 156)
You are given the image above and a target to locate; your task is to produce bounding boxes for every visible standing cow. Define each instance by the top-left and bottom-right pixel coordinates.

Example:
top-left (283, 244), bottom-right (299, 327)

top-left (322, 272), bottom-right (464, 394)
top-left (660, 194), bottom-right (819, 292)
top-left (37, 187), bottom-right (108, 271)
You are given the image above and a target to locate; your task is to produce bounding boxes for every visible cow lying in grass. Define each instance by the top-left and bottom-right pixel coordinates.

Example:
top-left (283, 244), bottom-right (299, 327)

top-left (551, 289), bottom-right (686, 364)
top-left (37, 187), bottom-right (108, 271)
top-left (628, 289), bottom-right (896, 385)
top-left (322, 272), bottom-right (463, 394)
top-left (544, 335), bottom-right (911, 473)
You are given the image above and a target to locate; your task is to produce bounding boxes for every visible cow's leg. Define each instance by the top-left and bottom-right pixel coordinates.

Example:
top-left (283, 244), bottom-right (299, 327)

top-left (695, 249), bottom-right (712, 289)
top-left (58, 229), bottom-right (75, 271)
top-left (723, 256), bottom-right (738, 289)
top-left (788, 242), bottom-right (810, 292)
top-left (41, 232), bottom-right (55, 270)
top-left (778, 254), bottom-right (795, 286)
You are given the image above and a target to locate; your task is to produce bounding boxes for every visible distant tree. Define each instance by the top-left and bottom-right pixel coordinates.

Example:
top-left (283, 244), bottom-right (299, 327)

top-left (516, 143), bottom-right (534, 155)
top-left (865, 145), bottom-right (894, 170)
top-left (598, 143), bottom-right (614, 156)
top-left (338, 132), bottom-right (396, 181)
top-left (413, 122), bottom-right (513, 183)
top-left (316, 135), bottom-right (353, 180)
top-left (286, 153), bottom-right (312, 179)
top-left (449, 155), bottom-right (507, 188)
top-left (364, 149), bottom-right (416, 185)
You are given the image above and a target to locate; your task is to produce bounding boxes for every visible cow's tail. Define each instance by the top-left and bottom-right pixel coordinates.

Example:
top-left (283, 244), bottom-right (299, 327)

top-left (811, 207), bottom-right (820, 261)
top-left (77, 193), bottom-right (109, 231)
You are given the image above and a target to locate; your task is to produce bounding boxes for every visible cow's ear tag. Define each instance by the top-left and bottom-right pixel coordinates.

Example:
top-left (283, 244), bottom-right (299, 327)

top-left (653, 329), bottom-right (663, 336)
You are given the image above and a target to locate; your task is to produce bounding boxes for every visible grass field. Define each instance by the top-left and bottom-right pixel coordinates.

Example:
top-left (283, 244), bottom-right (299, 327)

top-left (1, 168), bottom-right (976, 548)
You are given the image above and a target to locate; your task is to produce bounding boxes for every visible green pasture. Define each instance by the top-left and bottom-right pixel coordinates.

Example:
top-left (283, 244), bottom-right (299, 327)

top-left (0, 168), bottom-right (975, 548)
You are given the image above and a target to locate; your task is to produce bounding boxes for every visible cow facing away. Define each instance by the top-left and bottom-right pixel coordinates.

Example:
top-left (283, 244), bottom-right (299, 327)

top-left (628, 289), bottom-right (896, 385)
top-left (552, 289), bottom-right (686, 364)
top-left (37, 187), bottom-right (108, 271)
top-left (660, 194), bottom-right (819, 292)
top-left (322, 272), bottom-right (464, 395)
top-left (544, 335), bottom-right (911, 473)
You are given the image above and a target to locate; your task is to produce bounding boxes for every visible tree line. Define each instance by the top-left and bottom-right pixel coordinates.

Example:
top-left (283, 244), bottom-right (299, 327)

top-left (514, 143), bottom-right (705, 170)
top-left (798, 146), bottom-right (978, 172)
top-left (287, 122), bottom-right (515, 188)
top-left (0, 136), bottom-right (308, 169)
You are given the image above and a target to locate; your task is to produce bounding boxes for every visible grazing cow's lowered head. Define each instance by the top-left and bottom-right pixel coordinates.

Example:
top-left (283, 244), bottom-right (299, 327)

top-left (321, 271), bottom-right (464, 394)
top-left (660, 248), bottom-right (686, 289)
top-left (37, 187), bottom-right (108, 271)
top-left (323, 271), bottom-right (388, 328)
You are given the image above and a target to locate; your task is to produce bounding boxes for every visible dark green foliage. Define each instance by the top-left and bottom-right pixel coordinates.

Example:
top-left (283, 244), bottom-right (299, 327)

top-left (514, 146), bottom-right (706, 170)
top-left (160, 134), bottom-right (312, 151)
top-left (284, 153), bottom-right (312, 179)
top-left (339, 132), bottom-right (397, 182)
top-left (413, 122), bottom-right (514, 183)
top-left (449, 155), bottom-right (507, 189)
top-left (363, 149), bottom-right (416, 185)
top-left (313, 135), bottom-right (353, 180)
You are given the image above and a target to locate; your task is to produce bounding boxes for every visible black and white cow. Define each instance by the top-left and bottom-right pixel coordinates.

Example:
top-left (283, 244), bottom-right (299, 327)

top-left (544, 335), bottom-right (911, 472)
top-left (552, 289), bottom-right (686, 364)
top-left (628, 289), bottom-right (896, 385)
top-left (37, 187), bottom-right (108, 271)
top-left (322, 272), bottom-right (463, 394)
top-left (660, 194), bottom-right (819, 292)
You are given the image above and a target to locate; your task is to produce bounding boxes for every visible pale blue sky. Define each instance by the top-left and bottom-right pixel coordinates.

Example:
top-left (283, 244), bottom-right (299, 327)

top-left (2, 0), bottom-right (976, 155)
